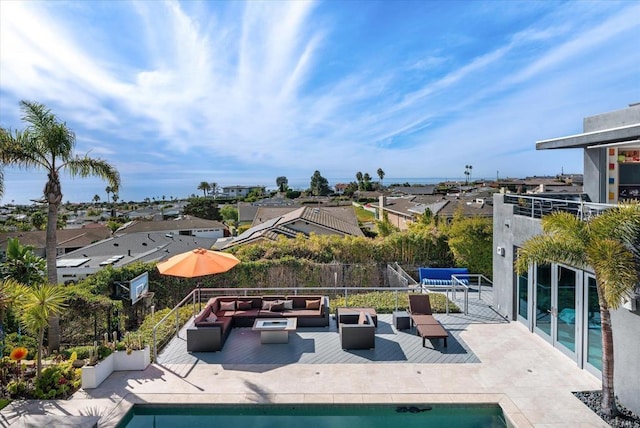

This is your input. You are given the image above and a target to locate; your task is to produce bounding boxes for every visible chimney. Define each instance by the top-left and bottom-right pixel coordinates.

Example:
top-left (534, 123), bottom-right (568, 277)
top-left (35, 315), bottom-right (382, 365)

top-left (378, 195), bottom-right (386, 220)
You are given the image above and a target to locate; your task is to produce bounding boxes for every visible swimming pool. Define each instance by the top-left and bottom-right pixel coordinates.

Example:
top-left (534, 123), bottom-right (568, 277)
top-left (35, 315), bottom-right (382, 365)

top-left (118, 403), bottom-right (507, 427)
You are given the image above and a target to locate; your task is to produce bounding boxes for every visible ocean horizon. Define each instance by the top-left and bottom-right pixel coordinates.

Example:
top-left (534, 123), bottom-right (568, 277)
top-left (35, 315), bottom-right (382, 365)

top-left (282, 176), bottom-right (472, 191)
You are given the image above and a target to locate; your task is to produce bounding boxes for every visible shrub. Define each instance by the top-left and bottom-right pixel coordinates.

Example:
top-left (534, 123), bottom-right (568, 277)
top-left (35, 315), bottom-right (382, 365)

top-left (329, 291), bottom-right (459, 314)
top-left (33, 359), bottom-right (81, 399)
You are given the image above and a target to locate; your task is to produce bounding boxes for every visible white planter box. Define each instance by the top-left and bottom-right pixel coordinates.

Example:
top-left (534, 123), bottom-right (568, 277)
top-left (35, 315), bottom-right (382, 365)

top-left (81, 346), bottom-right (150, 389)
top-left (81, 353), bottom-right (114, 389)
top-left (114, 346), bottom-right (151, 371)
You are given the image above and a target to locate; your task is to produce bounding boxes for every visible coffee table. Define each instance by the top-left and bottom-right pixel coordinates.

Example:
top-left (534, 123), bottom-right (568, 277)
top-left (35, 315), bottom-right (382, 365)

top-left (252, 318), bottom-right (297, 344)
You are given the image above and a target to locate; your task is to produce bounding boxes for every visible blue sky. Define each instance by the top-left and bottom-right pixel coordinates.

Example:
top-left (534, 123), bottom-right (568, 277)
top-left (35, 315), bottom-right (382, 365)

top-left (1, 0), bottom-right (639, 204)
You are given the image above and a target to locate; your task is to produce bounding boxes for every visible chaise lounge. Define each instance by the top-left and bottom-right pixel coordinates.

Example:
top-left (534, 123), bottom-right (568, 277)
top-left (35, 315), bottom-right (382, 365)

top-left (408, 293), bottom-right (449, 347)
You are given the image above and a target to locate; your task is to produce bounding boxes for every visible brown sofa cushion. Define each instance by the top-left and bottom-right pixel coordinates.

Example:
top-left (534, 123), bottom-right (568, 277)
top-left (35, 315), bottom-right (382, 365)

top-left (306, 299), bottom-right (321, 310)
top-left (237, 301), bottom-right (252, 310)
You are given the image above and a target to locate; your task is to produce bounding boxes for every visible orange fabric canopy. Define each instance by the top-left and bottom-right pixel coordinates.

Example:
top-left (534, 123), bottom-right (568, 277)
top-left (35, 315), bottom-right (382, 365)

top-left (156, 248), bottom-right (240, 278)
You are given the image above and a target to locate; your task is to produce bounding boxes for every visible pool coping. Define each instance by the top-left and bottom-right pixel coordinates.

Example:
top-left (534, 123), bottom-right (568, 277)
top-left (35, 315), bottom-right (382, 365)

top-left (103, 392), bottom-right (532, 428)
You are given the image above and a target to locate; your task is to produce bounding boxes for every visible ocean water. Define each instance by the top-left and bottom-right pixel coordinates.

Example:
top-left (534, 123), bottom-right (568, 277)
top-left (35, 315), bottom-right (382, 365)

top-left (285, 176), bottom-right (465, 190)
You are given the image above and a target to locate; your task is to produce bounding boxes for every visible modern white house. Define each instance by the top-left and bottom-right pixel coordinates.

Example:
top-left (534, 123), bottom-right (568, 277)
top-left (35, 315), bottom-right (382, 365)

top-left (221, 185), bottom-right (265, 198)
top-left (492, 103), bottom-right (640, 414)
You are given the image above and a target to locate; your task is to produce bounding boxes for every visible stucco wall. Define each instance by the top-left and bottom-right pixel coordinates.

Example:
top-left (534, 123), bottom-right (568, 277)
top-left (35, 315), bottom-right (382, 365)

top-left (583, 148), bottom-right (607, 203)
top-left (492, 194), bottom-right (542, 320)
top-left (611, 306), bottom-right (640, 414)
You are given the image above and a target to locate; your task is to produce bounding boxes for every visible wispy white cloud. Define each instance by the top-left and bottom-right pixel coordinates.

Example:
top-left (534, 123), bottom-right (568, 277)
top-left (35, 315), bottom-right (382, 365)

top-left (1, 0), bottom-right (638, 204)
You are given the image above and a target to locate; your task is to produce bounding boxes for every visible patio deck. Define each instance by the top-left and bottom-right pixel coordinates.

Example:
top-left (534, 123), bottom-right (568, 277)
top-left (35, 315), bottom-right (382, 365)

top-left (157, 291), bottom-right (506, 367)
top-left (0, 289), bottom-right (606, 428)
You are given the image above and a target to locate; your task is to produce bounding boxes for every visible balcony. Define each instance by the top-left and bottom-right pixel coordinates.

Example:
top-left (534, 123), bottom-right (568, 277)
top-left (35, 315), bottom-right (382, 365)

top-left (502, 193), bottom-right (615, 220)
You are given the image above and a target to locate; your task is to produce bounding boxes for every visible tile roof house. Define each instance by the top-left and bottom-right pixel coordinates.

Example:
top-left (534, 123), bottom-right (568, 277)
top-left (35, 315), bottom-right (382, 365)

top-left (56, 231), bottom-right (217, 284)
top-left (224, 206), bottom-right (364, 249)
top-left (379, 194), bottom-right (494, 230)
top-left (0, 225), bottom-right (112, 261)
top-left (114, 216), bottom-right (228, 239)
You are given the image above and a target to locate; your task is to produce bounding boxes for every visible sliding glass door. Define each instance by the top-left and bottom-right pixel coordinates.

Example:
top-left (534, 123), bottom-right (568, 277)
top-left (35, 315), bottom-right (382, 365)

top-left (555, 266), bottom-right (578, 357)
top-left (584, 274), bottom-right (602, 374)
top-left (534, 264), bottom-right (552, 339)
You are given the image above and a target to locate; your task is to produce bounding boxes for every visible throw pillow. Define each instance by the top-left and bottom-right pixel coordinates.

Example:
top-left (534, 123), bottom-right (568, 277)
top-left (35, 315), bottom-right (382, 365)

top-left (262, 300), bottom-right (274, 310)
top-left (237, 301), bottom-right (252, 311)
top-left (270, 301), bottom-right (285, 312)
top-left (282, 299), bottom-right (293, 310)
top-left (219, 301), bottom-right (236, 311)
top-left (305, 299), bottom-right (321, 310)
top-left (358, 311), bottom-right (367, 325)
top-left (206, 313), bottom-right (217, 322)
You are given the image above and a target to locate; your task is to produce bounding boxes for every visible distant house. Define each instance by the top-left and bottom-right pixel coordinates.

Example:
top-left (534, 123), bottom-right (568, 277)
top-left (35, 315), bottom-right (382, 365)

top-left (224, 206), bottom-right (364, 249)
top-left (390, 185), bottom-right (436, 196)
top-left (114, 216), bottom-right (228, 239)
top-left (56, 231), bottom-right (217, 284)
top-left (334, 183), bottom-right (349, 194)
top-left (221, 185), bottom-right (265, 198)
top-left (0, 225), bottom-right (112, 261)
top-left (378, 194), bottom-right (494, 230)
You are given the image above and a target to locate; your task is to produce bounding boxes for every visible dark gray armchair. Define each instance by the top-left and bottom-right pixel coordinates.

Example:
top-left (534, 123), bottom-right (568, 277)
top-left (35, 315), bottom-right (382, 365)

top-left (339, 312), bottom-right (375, 350)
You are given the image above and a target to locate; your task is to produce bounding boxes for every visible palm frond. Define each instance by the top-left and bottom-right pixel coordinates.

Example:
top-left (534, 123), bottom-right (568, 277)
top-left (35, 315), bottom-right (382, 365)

top-left (541, 211), bottom-right (589, 242)
top-left (589, 239), bottom-right (638, 309)
top-left (515, 233), bottom-right (587, 274)
top-left (64, 156), bottom-right (121, 191)
top-left (19, 283), bottom-right (68, 336)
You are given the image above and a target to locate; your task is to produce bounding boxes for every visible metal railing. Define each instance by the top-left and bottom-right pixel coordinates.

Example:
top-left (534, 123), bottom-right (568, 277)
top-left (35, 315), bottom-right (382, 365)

top-left (502, 194), bottom-right (615, 220)
top-left (418, 274), bottom-right (493, 315)
top-left (387, 262), bottom-right (418, 288)
top-left (151, 284), bottom-right (477, 359)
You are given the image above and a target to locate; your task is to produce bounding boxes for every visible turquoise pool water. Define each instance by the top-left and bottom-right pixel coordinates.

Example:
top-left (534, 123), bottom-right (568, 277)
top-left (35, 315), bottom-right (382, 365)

top-left (119, 404), bottom-right (507, 427)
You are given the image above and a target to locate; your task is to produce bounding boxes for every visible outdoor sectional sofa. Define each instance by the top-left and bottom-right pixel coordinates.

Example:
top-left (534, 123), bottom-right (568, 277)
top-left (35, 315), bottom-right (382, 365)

top-left (186, 295), bottom-right (329, 352)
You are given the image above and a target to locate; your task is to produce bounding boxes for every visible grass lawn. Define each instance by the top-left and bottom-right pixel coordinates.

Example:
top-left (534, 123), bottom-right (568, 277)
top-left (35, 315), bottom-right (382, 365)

top-left (354, 205), bottom-right (376, 223)
top-left (0, 398), bottom-right (10, 410)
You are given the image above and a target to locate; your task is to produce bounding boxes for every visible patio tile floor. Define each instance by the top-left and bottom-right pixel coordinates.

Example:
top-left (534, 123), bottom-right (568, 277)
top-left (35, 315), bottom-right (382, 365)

top-left (0, 292), bottom-right (607, 427)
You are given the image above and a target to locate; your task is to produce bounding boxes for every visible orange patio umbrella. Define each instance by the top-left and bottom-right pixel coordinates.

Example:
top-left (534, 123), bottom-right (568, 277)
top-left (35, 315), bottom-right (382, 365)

top-left (156, 248), bottom-right (240, 278)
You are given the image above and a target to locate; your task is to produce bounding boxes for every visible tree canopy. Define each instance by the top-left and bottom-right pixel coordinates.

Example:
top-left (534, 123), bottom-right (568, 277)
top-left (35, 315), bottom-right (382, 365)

top-left (310, 170), bottom-right (331, 196)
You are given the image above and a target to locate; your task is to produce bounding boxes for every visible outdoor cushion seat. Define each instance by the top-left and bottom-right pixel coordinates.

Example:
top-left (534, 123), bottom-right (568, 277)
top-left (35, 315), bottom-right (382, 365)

top-left (187, 316), bottom-right (233, 352)
top-left (416, 323), bottom-right (448, 348)
top-left (411, 314), bottom-right (440, 325)
top-left (408, 293), bottom-right (449, 348)
top-left (339, 312), bottom-right (375, 350)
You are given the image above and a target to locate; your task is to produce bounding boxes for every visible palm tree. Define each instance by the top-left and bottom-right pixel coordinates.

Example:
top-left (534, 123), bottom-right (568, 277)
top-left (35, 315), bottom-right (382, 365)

top-left (12, 282), bottom-right (67, 377)
top-left (377, 168), bottom-right (385, 187)
top-left (355, 171), bottom-right (363, 191)
top-left (516, 203), bottom-right (640, 417)
top-left (0, 100), bottom-right (120, 350)
top-left (197, 181), bottom-right (210, 197)
top-left (92, 194), bottom-right (100, 204)
top-left (105, 186), bottom-right (112, 204)
top-left (210, 182), bottom-right (218, 199)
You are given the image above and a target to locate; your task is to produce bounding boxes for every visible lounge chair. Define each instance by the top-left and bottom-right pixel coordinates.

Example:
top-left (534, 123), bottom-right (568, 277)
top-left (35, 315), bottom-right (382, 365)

top-left (408, 294), bottom-right (449, 347)
top-left (339, 311), bottom-right (375, 350)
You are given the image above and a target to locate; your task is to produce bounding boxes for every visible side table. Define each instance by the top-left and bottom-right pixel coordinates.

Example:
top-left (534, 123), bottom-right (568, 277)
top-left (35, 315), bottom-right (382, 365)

top-left (393, 310), bottom-right (411, 330)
